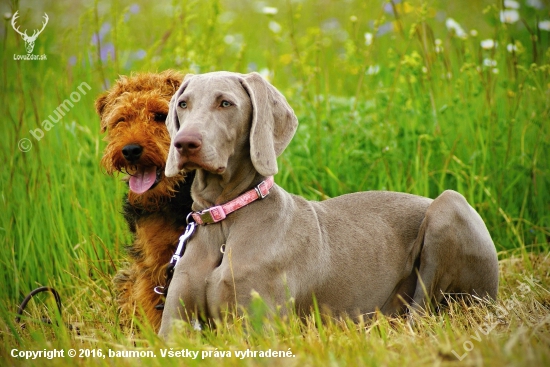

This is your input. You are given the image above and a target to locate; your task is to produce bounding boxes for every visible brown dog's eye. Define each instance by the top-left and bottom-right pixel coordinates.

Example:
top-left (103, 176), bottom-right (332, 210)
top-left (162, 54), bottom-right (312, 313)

top-left (154, 113), bottom-right (167, 122)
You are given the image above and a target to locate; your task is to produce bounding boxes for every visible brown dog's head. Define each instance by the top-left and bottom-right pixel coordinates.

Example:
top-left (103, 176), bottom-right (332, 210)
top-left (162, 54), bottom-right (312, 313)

top-left (96, 70), bottom-right (185, 209)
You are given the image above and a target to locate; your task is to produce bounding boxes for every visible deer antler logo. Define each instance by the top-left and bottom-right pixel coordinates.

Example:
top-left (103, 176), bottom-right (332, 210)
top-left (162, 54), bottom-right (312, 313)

top-left (11, 11), bottom-right (49, 54)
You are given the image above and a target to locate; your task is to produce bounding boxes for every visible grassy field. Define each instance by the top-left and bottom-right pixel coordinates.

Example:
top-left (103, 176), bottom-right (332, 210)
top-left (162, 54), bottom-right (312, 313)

top-left (1, 0), bottom-right (549, 365)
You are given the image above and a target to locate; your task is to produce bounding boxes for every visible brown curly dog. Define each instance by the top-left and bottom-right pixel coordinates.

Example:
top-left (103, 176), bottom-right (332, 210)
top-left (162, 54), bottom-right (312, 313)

top-left (95, 70), bottom-right (194, 330)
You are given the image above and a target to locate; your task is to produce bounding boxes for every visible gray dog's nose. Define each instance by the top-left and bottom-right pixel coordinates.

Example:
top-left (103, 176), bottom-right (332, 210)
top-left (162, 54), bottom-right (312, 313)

top-left (175, 133), bottom-right (202, 156)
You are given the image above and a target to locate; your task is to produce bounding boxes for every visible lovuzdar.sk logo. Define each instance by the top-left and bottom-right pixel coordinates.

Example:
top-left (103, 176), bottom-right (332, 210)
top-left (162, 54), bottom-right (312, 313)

top-left (11, 10), bottom-right (48, 61)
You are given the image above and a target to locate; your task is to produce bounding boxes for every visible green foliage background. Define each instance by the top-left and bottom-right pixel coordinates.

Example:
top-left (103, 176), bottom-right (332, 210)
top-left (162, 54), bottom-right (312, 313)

top-left (0, 0), bottom-right (548, 365)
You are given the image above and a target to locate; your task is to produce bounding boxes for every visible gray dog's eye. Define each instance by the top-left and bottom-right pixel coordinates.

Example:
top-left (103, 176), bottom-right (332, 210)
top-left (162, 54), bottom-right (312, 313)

top-left (179, 101), bottom-right (187, 109)
top-left (221, 100), bottom-right (232, 108)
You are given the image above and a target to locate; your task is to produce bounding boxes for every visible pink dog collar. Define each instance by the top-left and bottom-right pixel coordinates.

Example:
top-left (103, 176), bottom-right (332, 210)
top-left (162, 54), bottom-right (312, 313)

top-left (191, 176), bottom-right (274, 225)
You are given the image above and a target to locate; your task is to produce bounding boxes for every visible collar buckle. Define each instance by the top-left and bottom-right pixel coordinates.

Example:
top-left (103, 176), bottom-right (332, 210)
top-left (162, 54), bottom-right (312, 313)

top-left (255, 180), bottom-right (269, 199)
top-left (193, 205), bottom-right (226, 224)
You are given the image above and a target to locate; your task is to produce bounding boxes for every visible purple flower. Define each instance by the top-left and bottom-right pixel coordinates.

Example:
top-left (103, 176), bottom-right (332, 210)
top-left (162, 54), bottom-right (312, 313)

top-left (100, 42), bottom-right (115, 61)
top-left (384, 0), bottom-right (401, 14)
top-left (91, 22), bottom-right (111, 45)
top-left (133, 49), bottom-right (146, 60)
top-left (377, 22), bottom-right (394, 36)
top-left (129, 4), bottom-right (140, 14)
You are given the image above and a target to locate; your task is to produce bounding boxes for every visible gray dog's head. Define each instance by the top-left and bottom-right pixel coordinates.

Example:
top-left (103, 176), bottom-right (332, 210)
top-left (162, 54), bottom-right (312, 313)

top-left (165, 71), bottom-right (298, 178)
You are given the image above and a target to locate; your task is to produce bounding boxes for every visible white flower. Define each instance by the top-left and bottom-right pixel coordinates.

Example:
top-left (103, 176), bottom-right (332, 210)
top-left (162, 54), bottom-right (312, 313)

top-left (504, 0), bottom-right (520, 9)
top-left (434, 38), bottom-right (442, 46)
top-left (506, 43), bottom-right (518, 52)
top-left (526, 0), bottom-right (544, 9)
top-left (258, 68), bottom-right (272, 81)
top-left (350, 15), bottom-right (357, 22)
top-left (539, 20), bottom-right (550, 31)
top-left (364, 32), bottom-right (373, 46)
top-left (470, 29), bottom-right (478, 37)
top-left (268, 20), bottom-right (282, 33)
top-left (481, 39), bottom-right (496, 49)
top-left (492, 68), bottom-right (499, 74)
top-left (366, 65), bottom-right (380, 75)
top-left (262, 6), bottom-right (278, 15)
top-left (500, 9), bottom-right (520, 24)
top-left (224, 35), bottom-right (235, 44)
top-left (483, 58), bottom-right (497, 67)
top-left (445, 18), bottom-right (467, 38)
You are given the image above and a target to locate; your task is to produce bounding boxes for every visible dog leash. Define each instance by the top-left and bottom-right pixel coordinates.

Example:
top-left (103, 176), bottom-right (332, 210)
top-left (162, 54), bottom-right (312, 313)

top-left (15, 286), bottom-right (79, 334)
top-left (154, 177), bottom-right (274, 310)
top-left (154, 214), bottom-right (196, 310)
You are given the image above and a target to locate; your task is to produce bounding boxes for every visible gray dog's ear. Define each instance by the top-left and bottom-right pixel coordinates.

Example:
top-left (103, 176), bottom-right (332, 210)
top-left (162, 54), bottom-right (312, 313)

top-left (240, 72), bottom-right (298, 177)
top-left (165, 76), bottom-right (193, 177)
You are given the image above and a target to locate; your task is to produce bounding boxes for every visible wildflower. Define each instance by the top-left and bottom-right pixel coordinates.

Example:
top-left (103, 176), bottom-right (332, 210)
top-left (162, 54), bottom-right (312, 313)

top-left (445, 18), bottom-right (467, 38)
top-left (224, 35), bottom-right (235, 44)
top-left (132, 49), bottom-right (146, 60)
top-left (500, 9), bottom-right (520, 24)
top-left (480, 39), bottom-right (496, 49)
top-left (258, 68), bottom-right (272, 81)
top-left (350, 15), bottom-right (357, 22)
top-left (91, 22), bottom-right (111, 45)
top-left (539, 20), bottom-right (550, 31)
top-left (364, 32), bottom-right (373, 46)
top-left (366, 65), bottom-right (380, 75)
top-left (262, 6), bottom-right (278, 15)
top-left (470, 29), bottom-right (478, 37)
top-left (268, 21), bottom-right (282, 33)
top-left (434, 39), bottom-right (443, 53)
top-left (526, 0), bottom-right (544, 9)
top-left (506, 43), bottom-right (518, 52)
top-left (483, 58), bottom-right (497, 67)
top-left (100, 43), bottom-right (115, 61)
top-left (377, 22), bottom-right (394, 36)
top-left (129, 4), bottom-right (140, 13)
top-left (504, 0), bottom-right (520, 9)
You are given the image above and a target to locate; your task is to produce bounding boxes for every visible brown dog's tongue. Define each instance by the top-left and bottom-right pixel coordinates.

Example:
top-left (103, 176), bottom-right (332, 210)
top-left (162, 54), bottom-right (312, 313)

top-left (129, 166), bottom-right (157, 194)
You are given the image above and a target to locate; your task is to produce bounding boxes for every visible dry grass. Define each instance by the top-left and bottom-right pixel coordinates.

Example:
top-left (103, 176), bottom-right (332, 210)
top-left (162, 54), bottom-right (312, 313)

top-left (2, 252), bottom-right (549, 366)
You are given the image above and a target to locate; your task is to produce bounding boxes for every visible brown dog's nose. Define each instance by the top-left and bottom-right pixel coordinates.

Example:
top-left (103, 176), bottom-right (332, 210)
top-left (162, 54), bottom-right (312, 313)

top-left (122, 144), bottom-right (143, 162)
top-left (174, 133), bottom-right (202, 155)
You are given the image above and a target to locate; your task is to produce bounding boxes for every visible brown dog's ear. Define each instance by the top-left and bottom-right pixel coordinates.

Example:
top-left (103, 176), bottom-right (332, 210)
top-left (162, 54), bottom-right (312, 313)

top-left (240, 72), bottom-right (298, 177)
top-left (165, 75), bottom-right (194, 178)
top-left (160, 69), bottom-right (184, 93)
top-left (95, 92), bottom-right (109, 132)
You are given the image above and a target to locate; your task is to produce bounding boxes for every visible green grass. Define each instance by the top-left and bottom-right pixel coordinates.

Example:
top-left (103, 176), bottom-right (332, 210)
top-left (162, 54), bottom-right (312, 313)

top-left (1, 0), bottom-right (549, 365)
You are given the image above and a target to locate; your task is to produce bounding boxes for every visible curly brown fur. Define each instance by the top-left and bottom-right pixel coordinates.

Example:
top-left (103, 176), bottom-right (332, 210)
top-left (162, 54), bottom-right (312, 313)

top-left (96, 70), bottom-right (194, 330)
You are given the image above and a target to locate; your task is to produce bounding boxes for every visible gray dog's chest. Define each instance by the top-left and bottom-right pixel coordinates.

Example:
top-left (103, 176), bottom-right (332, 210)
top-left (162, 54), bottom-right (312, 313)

top-left (173, 189), bottom-right (432, 318)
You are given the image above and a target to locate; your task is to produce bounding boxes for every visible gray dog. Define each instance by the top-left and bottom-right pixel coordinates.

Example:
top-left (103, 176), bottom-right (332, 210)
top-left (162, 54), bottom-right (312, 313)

top-left (159, 71), bottom-right (499, 337)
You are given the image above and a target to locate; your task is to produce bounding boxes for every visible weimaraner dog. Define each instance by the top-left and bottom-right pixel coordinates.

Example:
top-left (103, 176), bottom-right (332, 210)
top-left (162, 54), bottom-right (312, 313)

top-left (159, 71), bottom-right (499, 337)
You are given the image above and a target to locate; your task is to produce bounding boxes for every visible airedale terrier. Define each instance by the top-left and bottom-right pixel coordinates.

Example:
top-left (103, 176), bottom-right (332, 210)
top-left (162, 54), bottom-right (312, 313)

top-left (95, 70), bottom-right (194, 330)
